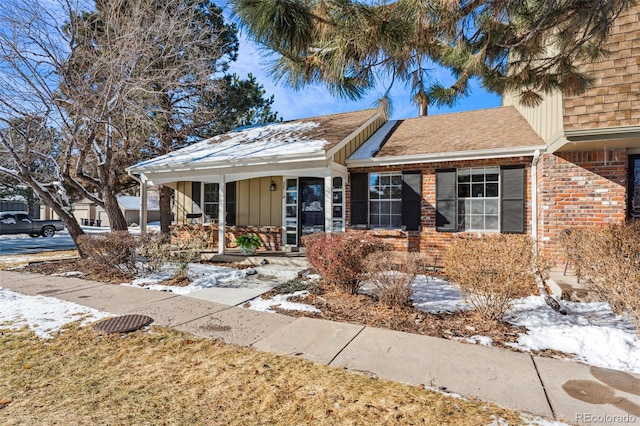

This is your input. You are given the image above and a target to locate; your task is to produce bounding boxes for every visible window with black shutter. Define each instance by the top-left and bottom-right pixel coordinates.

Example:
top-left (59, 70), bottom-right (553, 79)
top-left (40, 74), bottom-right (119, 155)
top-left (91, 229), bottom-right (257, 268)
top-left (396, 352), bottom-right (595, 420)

top-left (435, 165), bottom-right (525, 233)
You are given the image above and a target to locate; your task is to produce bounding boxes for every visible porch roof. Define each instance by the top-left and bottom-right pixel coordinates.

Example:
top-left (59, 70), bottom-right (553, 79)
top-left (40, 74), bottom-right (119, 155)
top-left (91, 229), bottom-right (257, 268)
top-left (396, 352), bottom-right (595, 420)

top-left (347, 106), bottom-right (546, 166)
top-left (127, 109), bottom-right (379, 183)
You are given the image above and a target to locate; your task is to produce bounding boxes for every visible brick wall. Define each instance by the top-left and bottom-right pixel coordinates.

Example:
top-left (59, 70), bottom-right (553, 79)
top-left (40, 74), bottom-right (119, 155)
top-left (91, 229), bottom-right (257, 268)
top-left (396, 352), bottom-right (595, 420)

top-left (347, 156), bottom-right (534, 265)
top-left (170, 224), bottom-right (283, 251)
top-left (537, 149), bottom-right (627, 263)
top-left (563, 5), bottom-right (640, 130)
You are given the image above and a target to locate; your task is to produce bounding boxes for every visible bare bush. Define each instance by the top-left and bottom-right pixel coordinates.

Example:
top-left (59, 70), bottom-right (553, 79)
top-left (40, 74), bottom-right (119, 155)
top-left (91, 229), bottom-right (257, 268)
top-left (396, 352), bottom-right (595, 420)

top-left (77, 231), bottom-right (138, 276)
top-left (568, 222), bottom-right (640, 329)
top-left (364, 251), bottom-right (425, 306)
top-left (303, 233), bottom-right (388, 294)
top-left (444, 234), bottom-right (542, 320)
top-left (137, 232), bottom-right (172, 273)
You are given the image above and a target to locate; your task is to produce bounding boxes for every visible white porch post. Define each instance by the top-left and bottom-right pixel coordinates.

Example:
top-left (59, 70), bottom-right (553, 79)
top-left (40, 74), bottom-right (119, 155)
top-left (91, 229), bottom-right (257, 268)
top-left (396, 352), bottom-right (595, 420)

top-left (324, 175), bottom-right (333, 234)
top-left (218, 175), bottom-right (226, 254)
top-left (140, 179), bottom-right (148, 232)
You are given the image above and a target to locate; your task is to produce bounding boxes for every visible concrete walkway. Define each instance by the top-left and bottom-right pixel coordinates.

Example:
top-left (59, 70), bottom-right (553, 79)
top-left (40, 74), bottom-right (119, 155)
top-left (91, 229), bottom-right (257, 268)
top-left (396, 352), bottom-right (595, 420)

top-left (2, 270), bottom-right (639, 425)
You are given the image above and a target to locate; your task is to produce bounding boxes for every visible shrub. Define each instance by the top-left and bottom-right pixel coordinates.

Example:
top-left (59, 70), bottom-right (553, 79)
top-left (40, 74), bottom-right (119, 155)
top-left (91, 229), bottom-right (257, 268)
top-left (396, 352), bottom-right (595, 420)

top-left (568, 222), bottom-right (640, 329)
top-left (444, 234), bottom-right (542, 320)
top-left (302, 232), bottom-right (388, 294)
top-left (136, 232), bottom-right (172, 273)
top-left (364, 251), bottom-right (424, 306)
top-left (77, 231), bottom-right (139, 276)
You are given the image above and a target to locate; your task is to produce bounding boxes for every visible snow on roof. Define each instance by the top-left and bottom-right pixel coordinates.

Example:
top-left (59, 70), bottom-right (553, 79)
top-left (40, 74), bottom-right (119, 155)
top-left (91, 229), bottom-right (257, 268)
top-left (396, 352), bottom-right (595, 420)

top-left (348, 120), bottom-right (399, 160)
top-left (117, 196), bottom-right (159, 211)
top-left (132, 121), bottom-right (326, 170)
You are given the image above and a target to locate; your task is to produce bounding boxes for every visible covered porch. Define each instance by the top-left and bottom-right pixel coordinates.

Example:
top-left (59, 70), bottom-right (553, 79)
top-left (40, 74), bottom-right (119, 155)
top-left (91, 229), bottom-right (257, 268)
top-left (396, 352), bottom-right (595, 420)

top-left (126, 109), bottom-right (386, 254)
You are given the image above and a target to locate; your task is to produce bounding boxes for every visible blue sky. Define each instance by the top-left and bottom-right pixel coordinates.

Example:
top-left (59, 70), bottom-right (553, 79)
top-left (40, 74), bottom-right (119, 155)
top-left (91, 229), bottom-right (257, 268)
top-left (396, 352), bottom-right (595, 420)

top-left (228, 32), bottom-right (503, 122)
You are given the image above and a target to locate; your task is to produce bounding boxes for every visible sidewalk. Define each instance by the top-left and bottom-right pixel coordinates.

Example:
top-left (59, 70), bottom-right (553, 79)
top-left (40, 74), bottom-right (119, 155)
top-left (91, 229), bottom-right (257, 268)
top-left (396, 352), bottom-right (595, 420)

top-left (2, 270), bottom-right (639, 424)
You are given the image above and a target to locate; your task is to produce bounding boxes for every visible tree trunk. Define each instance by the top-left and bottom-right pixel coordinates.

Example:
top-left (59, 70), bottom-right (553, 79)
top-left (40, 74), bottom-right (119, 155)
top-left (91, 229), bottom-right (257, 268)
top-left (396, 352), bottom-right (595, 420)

top-left (103, 191), bottom-right (128, 230)
top-left (159, 185), bottom-right (172, 234)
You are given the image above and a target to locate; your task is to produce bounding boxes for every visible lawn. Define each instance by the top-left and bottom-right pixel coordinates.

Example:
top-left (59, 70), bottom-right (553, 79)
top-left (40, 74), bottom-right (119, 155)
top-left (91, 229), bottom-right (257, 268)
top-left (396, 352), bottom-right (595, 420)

top-left (0, 324), bottom-right (527, 425)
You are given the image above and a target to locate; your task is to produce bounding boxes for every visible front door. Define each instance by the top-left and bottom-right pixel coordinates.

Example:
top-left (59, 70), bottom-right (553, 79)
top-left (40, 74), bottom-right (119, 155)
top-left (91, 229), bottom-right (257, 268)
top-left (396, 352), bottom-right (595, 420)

top-left (299, 177), bottom-right (325, 238)
top-left (629, 155), bottom-right (640, 220)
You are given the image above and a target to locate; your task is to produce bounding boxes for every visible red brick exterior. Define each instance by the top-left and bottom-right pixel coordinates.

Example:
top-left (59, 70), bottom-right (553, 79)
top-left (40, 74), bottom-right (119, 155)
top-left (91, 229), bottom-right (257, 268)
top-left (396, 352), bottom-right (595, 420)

top-left (347, 157), bottom-right (534, 264)
top-left (537, 149), bottom-right (628, 263)
top-left (171, 225), bottom-right (283, 251)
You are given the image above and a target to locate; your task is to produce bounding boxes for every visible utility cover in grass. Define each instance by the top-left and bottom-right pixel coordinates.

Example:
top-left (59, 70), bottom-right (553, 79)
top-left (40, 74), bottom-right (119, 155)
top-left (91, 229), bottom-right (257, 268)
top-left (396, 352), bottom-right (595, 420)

top-left (93, 314), bottom-right (153, 334)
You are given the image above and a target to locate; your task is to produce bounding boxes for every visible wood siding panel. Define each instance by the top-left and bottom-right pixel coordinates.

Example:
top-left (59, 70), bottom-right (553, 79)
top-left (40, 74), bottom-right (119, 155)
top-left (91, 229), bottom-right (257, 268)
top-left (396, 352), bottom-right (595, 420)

top-left (333, 115), bottom-right (385, 165)
top-left (237, 180), bottom-right (250, 226)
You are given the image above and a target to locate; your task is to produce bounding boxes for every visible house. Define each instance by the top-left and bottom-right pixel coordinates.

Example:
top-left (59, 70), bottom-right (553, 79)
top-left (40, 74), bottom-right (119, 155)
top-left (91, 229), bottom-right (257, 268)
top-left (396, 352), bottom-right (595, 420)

top-left (128, 5), bottom-right (639, 262)
top-left (40, 195), bottom-right (161, 227)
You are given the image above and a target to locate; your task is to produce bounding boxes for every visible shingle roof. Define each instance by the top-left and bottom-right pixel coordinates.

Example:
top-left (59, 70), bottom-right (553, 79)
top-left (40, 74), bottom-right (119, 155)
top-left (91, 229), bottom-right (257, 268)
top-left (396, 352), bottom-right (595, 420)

top-left (373, 106), bottom-right (544, 158)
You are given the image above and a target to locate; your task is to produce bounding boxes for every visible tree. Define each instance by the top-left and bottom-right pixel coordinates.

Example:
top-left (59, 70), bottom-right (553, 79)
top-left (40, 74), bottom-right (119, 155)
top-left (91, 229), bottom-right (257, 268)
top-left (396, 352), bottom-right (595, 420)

top-left (0, 0), bottom-right (278, 247)
top-left (231, 0), bottom-right (633, 110)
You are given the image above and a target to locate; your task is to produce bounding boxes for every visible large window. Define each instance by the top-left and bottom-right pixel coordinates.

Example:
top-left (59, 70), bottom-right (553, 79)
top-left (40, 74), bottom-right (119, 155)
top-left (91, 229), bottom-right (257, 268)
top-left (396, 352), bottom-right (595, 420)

top-left (369, 172), bottom-right (403, 228)
top-left (457, 167), bottom-right (500, 231)
top-left (436, 166), bottom-right (524, 234)
top-left (350, 171), bottom-right (421, 231)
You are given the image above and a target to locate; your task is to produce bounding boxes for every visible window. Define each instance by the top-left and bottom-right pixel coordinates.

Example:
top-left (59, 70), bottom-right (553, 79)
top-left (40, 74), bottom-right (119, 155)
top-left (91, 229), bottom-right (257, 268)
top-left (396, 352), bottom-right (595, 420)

top-left (350, 171), bottom-right (422, 231)
top-left (436, 166), bottom-right (525, 233)
top-left (203, 183), bottom-right (219, 222)
top-left (457, 167), bottom-right (500, 231)
top-left (191, 181), bottom-right (236, 225)
top-left (369, 172), bottom-right (402, 228)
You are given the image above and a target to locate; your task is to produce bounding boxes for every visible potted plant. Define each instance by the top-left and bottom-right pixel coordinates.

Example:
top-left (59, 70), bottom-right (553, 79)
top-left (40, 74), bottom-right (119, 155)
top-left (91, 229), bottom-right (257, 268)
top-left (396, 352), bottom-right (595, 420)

top-left (235, 234), bottom-right (261, 255)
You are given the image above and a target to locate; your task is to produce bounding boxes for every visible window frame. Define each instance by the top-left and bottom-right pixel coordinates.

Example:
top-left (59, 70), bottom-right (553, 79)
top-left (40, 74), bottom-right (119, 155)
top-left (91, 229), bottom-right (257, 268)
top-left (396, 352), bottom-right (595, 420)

top-left (368, 171), bottom-right (403, 229)
top-left (456, 166), bottom-right (501, 232)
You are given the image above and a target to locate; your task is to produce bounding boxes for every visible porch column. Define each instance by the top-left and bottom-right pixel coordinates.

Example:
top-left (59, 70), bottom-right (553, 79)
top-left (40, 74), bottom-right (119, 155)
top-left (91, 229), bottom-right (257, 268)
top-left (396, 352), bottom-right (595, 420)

top-left (140, 179), bottom-right (148, 232)
top-left (218, 175), bottom-right (226, 254)
top-left (324, 175), bottom-right (333, 233)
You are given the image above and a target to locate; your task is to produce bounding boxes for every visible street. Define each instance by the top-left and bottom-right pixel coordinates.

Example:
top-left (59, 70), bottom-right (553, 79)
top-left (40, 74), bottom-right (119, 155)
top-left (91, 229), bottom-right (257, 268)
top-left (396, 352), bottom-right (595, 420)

top-left (0, 234), bottom-right (77, 255)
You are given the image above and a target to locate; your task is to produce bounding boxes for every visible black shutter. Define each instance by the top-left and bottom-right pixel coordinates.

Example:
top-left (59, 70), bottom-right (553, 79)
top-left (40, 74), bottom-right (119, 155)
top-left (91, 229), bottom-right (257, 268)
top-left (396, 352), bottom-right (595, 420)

top-left (225, 181), bottom-right (236, 226)
top-left (501, 166), bottom-right (525, 234)
top-left (192, 181), bottom-right (201, 204)
top-left (350, 173), bottom-right (368, 227)
top-left (402, 171), bottom-right (421, 231)
top-left (435, 169), bottom-right (456, 232)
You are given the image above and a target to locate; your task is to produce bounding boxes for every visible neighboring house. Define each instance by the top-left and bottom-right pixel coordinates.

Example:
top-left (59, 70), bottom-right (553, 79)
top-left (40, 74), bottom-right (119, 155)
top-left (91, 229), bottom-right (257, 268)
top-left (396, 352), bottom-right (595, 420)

top-left (128, 5), bottom-right (639, 262)
top-left (502, 4), bottom-right (640, 260)
top-left (40, 195), bottom-right (161, 227)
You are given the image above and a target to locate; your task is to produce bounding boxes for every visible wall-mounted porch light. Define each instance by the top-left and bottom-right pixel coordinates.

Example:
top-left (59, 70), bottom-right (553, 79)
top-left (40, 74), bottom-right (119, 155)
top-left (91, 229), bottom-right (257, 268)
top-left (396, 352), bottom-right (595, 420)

top-left (270, 180), bottom-right (277, 191)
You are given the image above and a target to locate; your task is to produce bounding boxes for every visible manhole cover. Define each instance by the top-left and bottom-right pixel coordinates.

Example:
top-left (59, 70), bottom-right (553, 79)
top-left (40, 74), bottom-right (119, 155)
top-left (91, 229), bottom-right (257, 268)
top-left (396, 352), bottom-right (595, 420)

top-left (93, 314), bottom-right (154, 334)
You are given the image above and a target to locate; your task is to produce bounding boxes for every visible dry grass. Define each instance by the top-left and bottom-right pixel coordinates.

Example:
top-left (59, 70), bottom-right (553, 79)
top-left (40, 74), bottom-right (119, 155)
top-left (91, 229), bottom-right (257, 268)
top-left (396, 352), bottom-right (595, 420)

top-left (0, 250), bottom-right (79, 270)
top-left (0, 324), bottom-right (526, 425)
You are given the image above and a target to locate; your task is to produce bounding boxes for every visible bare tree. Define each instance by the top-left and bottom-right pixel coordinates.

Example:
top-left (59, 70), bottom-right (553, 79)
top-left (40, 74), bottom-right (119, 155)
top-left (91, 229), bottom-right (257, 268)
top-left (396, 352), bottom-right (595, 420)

top-left (0, 0), bottom-right (235, 244)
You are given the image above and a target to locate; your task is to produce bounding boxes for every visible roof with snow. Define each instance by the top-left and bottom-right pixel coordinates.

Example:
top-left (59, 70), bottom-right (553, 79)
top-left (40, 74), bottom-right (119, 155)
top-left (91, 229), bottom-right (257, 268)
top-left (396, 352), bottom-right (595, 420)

top-left (128, 109), bottom-right (378, 172)
top-left (117, 196), bottom-right (159, 211)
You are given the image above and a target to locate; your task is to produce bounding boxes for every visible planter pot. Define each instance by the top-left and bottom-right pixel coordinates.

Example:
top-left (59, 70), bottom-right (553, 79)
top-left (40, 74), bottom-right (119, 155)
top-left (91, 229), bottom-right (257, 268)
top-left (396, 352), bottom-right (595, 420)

top-left (240, 246), bottom-right (257, 255)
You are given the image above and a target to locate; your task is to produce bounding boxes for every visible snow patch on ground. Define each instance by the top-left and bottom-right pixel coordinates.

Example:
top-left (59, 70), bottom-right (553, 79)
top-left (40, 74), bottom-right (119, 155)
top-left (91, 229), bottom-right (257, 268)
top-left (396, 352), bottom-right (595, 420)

top-left (126, 263), bottom-right (248, 295)
top-left (411, 275), bottom-right (470, 313)
top-left (505, 296), bottom-right (640, 373)
top-left (0, 288), bottom-right (110, 338)
top-left (247, 290), bottom-right (321, 314)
